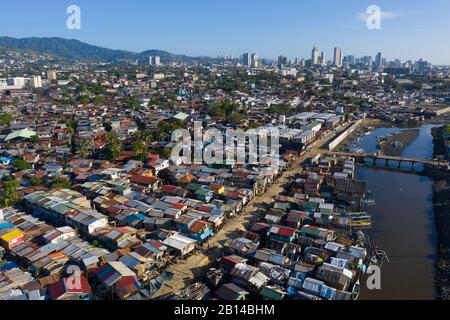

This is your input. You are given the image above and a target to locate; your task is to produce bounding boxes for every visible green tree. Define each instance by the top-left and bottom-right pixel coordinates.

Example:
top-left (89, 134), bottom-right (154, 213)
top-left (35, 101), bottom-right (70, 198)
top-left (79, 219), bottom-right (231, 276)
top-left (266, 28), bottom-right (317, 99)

top-left (29, 135), bottom-right (39, 143)
top-left (132, 140), bottom-right (148, 161)
top-left (267, 104), bottom-right (297, 116)
top-left (134, 129), bottom-right (153, 146)
top-left (13, 159), bottom-right (32, 171)
top-left (92, 240), bottom-right (104, 248)
top-left (0, 113), bottom-right (13, 128)
top-left (94, 96), bottom-right (106, 106)
top-left (65, 123), bottom-right (77, 154)
top-left (79, 96), bottom-right (89, 105)
top-left (105, 131), bottom-right (123, 161)
top-left (227, 113), bottom-right (243, 125)
top-left (79, 139), bottom-right (91, 159)
top-left (159, 148), bottom-right (172, 159)
top-left (207, 106), bottom-right (226, 118)
top-left (29, 177), bottom-right (43, 187)
top-left (0, 179), bottom-right (21, 208)
top-left (155, 120), bottom-right (182, 141)
top-left (208, 101), bottom-right (243, 124)
top-left (125, 97), bottom-right (141, 110)
top-left (51, 178), bottom-right (72, 189)
top-left (247, 121), bottom-right (259, 129)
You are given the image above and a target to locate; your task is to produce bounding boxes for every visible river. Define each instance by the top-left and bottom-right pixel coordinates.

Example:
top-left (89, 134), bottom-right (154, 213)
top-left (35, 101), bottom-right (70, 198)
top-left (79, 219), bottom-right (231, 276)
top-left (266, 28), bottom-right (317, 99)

top-left (357, 124), bottom-right (438, 300)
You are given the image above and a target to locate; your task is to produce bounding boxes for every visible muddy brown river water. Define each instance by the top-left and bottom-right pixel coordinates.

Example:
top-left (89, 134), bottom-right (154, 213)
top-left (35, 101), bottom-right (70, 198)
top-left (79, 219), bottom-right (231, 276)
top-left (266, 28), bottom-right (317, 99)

top-left (356, 125), bottom-right (438, 300)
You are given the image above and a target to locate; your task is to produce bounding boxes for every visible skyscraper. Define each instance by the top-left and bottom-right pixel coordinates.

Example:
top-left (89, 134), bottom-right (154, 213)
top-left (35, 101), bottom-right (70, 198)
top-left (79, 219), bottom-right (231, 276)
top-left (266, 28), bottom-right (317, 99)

top-left (149, 56), bottom-right (161, 65)
top-left (362, 56), bottom-right (372, 66)
top-left (375, 52), bottom-right (382, 68)
top-left (320, 52), bottom-right (325, 66)
top-left (242, 53), bottom-right (251, 67)
top-left (333, 47), bottom-right (342, 67)
top-left (251, 53), bottom-right (259, 67)
top-left (31, 75), bottom-right (42, 88)
top-left (344, 55), bottom-right (355, 64)
top-left (417, 59), bottom-right (428, 75)
top-left (47, 71), bottom-right (57, 81)
top-left (278, 55), bottom-right (288, 66)
top-left (311, 46), bottom-right (319, 65)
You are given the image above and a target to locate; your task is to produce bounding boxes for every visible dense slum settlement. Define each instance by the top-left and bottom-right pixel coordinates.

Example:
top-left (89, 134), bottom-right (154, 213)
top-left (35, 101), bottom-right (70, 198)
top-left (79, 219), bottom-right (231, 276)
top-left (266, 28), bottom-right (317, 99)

top-left (0, 105), bottom-right (382, 300)
top-left (0, 140), bottom-right (290, 300)
top-left (205, 153), bottom-right (380, 301)
top-left (0, 59), bottom-right (361, 301)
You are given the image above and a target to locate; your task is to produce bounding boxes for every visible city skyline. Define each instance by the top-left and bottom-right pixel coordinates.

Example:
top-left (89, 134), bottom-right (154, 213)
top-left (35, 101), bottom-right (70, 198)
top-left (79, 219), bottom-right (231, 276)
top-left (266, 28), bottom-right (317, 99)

top-left (1, 0), bottom-right (450, 64)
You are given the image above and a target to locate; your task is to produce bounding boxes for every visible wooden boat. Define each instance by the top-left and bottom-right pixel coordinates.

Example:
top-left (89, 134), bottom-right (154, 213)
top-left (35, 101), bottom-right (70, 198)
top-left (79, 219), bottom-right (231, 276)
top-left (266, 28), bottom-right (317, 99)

top-left (351, 280), bottom-right (361, 300)
top-left (362, 191), bottom-right (376, 205)
top-left (348, 213), bottom-right (372, 228)
top-left (369, 249), bottom-right (389, 268)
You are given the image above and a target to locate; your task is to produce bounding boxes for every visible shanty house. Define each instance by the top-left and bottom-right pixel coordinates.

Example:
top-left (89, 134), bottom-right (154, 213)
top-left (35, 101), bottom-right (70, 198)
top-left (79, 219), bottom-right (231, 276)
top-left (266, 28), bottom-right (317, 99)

top-left (162, 233), bottom-right (196, 257)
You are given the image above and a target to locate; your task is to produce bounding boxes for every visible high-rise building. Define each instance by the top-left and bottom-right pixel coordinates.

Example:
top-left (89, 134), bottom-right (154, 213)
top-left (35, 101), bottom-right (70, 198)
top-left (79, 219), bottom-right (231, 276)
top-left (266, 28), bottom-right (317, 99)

top-left (311, 46), bottom-right (319, 65)
top-left (392, 59), bottom-right (402, 68)
top-left (47, 70), bottom-right (57, 81)
top-left (31, 75), bottom-right (42, 88)
top-left (344, 55), bottom-right (355, 65)
top-left (375, 52), bottom-right (382, 68)
top-left (319, 52), bottom-right (325, 66)
top-left (333, 47), bottom-right (342, 67)
top-left (278, 55), bottom-right (288, 67)
top-left (362, 56), bottom-right (373, 66)
top-left (6, 77), bottom-right (26, 89)
top-left (242, 53), bottom-right (251, 67)
top-left (149, 56), bottom-right (161, 65)
top-left (251, 53), bottom-right (259, 67)
top-left (416, 59), bottom-right (429, 75)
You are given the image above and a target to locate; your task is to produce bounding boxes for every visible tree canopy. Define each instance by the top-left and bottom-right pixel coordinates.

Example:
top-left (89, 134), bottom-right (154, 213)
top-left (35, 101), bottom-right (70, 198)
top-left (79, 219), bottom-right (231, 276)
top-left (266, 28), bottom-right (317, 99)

top-left (105, 131), bottom-right (123, 161)
top-left (0, 179), bottom-right (21, 208)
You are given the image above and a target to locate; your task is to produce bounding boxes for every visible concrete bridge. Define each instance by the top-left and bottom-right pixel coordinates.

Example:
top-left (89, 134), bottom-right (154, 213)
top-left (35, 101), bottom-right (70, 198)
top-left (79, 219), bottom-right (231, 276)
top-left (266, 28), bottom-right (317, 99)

top-left (328, 151), bottom-right (449, 170)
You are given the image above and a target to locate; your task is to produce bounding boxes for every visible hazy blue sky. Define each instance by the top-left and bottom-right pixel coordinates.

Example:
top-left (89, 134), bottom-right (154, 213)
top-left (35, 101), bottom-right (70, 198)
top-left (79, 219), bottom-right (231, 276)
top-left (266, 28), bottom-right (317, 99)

top-left (1, 0), bottom-right (449, 64)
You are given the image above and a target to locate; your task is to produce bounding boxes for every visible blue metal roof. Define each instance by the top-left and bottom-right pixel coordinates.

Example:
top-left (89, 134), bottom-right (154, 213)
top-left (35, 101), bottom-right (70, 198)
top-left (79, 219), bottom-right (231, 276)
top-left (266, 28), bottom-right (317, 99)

top-left (0, 261), bottom-right (19, 271)
top-left (0, 223), bottom-right (15, 230)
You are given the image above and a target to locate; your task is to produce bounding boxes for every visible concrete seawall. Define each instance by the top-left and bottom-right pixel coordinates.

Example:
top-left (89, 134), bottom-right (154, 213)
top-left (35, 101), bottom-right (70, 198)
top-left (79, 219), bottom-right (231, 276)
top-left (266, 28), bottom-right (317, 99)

top-left (328, 119), bottom-right (363, 151)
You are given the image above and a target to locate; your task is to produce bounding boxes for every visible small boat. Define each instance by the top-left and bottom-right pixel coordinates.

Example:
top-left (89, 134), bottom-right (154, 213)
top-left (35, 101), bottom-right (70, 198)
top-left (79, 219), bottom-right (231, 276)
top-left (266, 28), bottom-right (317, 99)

top-left (349, 213), bottom-right (372, 228)
top-left (351, 148), bottom-right (364, 154)
top-left (369, 249), bottom-right (389, 268)
top-left (363, 191), bottom-right (376, 205)
top-left (351, 280), bottom-right (361, 300)
top-left (362, 199), bottom-right (375, 206)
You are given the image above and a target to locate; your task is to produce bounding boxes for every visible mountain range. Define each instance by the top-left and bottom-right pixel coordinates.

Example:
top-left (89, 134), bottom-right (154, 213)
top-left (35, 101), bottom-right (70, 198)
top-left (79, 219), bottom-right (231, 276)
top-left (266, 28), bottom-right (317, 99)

top-left (0, 36), bottom-right (212, 63)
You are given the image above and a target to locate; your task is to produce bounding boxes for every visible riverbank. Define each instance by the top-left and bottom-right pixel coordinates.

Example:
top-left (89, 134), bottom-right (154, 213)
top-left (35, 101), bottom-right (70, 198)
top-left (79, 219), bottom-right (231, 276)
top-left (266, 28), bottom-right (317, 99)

top-left (432, 125), bottom-right (449, 160)
top-left (338, 120), bottom-right (420, 157)
top-left (380, 129), bottom-right (420, 157)
top-left (431, 125), bottom-right (450, 300)
top-left (433, 180), bottom-right (450, 300)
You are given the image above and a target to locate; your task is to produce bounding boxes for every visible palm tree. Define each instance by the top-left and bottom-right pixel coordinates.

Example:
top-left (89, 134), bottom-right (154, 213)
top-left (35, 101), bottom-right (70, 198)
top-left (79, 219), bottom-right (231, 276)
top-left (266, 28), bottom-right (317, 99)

top-left (105, 131), bottom-right (123, 162)
top-left (142, 129), bottom-right (154, 146)
top-left (65, 124), bottom-right (76, 154)
top-left (132, 140), bottom-right (147, 161)
top-left (0, 179), bottom-right (20, 207)
top-left (80, 139), bottom-right (91, 159)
